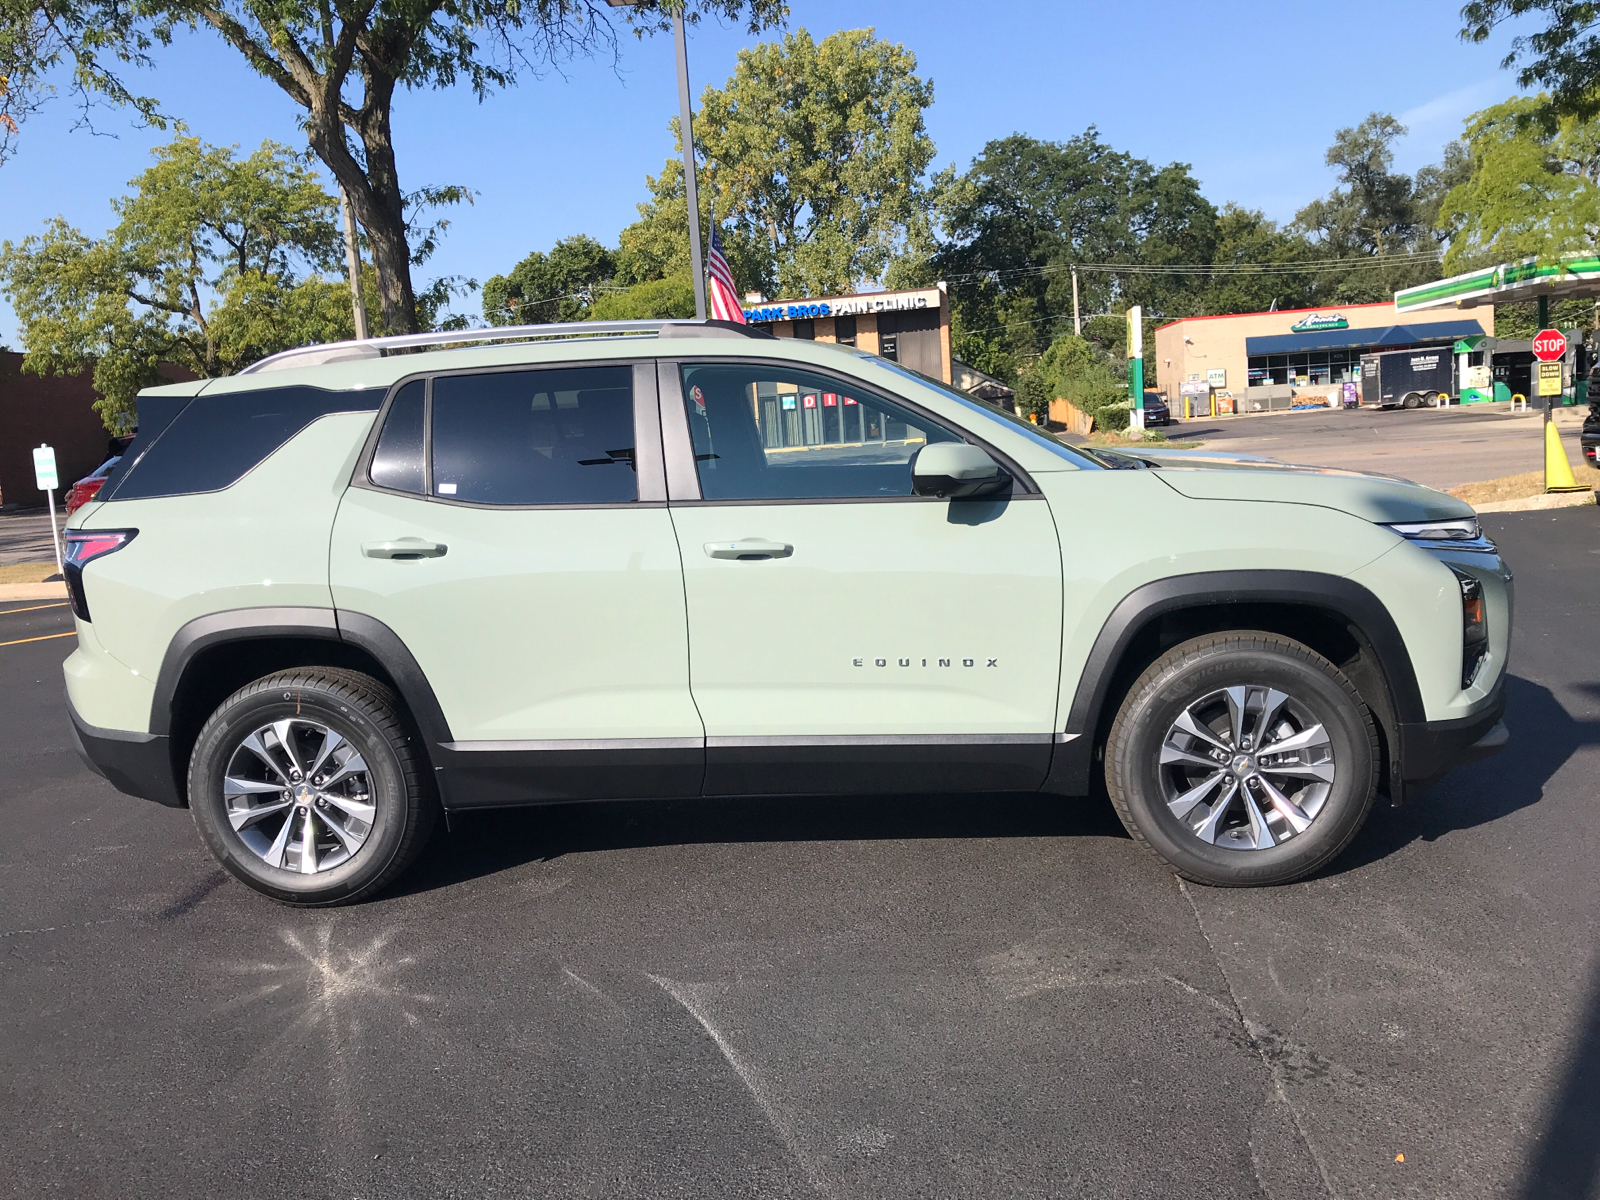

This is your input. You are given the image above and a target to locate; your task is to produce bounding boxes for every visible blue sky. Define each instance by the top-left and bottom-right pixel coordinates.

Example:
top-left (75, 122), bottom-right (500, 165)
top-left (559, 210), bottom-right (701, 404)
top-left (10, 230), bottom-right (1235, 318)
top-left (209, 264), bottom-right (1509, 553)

top-left (1, 0), bottom-right (1531, 340)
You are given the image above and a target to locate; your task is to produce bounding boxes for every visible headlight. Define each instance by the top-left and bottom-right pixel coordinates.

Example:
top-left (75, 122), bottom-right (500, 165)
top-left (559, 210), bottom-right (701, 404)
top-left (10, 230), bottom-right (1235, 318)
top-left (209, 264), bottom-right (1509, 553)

top-left (1385, 518), bottom-right (1480, 541)
top-left (1450, 566), bottom-right (1489, 688)
top-left (1383, 517), bottom-right (1495, 551)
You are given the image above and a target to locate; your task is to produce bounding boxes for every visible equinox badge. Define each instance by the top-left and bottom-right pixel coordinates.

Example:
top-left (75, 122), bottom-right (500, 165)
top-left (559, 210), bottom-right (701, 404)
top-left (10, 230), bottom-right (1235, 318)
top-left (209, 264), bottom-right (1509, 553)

top-left (853, 657), bottom-right (999, 667)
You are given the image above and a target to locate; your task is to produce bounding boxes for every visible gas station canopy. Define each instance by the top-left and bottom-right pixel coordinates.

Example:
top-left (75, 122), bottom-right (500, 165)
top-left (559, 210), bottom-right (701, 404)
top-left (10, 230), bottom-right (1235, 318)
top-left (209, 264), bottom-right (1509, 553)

top-left (1396, 255), bottom-right (1600, 313)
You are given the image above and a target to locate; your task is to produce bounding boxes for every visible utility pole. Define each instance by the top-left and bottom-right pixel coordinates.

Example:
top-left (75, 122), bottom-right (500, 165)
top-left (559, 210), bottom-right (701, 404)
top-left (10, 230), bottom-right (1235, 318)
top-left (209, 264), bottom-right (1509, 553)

top-left (674, 12), bottom-right (708, 320)
top-left (339, 187), bottom-right (370, 340)
top-left (1071, 266), bottom-right (1081, 337)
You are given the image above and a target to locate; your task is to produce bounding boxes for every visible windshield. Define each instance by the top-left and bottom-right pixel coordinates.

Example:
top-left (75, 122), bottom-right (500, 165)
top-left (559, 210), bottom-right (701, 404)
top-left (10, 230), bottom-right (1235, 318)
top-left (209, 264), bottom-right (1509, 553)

top-left (869, 359), bottom-right (1101, 469)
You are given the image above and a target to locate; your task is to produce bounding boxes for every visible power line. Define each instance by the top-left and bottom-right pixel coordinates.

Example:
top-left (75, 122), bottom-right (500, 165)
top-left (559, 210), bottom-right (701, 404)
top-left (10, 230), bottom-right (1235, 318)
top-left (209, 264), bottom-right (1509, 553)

top-left (943, 249), bottom-right (1443, 285)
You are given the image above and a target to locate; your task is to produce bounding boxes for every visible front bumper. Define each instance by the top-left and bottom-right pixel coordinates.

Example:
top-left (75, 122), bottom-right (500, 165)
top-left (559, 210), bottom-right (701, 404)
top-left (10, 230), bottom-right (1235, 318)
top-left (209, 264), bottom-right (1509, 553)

top-left (66, 693), bottom-right (183, 807)
top-left (1393, 669), bottom-right (1508, 792)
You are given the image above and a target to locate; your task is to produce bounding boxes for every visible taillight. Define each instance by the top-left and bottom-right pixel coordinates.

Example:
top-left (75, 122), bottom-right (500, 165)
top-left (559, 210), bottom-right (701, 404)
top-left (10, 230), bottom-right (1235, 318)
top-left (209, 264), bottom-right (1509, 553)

top-left (63, 529), bottom-right (136, 621)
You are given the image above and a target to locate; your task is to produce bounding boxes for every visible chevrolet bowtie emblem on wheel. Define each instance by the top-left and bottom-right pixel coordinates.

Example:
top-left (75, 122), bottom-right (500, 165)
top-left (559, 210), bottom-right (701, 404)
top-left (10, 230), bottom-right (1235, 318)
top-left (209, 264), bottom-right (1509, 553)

top-left (852, 657), bottom-right (999, 668)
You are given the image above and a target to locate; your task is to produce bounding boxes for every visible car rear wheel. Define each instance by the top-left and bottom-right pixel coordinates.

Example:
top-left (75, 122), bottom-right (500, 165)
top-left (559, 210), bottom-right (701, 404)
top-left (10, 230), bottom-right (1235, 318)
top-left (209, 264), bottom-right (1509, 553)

top-left (188, 668), bottom-right (437, 905)
top-left (1105, 632), bottom-right (1379, 887)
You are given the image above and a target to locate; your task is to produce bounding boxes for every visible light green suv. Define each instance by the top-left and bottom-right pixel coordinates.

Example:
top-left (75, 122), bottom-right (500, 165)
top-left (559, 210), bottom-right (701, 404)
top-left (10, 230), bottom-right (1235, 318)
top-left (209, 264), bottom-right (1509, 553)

top-left (62, 320), bottom-right (1511, 904)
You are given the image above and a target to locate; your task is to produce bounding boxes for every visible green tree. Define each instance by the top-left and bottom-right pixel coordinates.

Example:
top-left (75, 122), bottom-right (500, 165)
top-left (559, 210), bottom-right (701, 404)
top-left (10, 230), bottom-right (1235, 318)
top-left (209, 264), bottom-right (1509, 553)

top-left (614, 153), bottom-right (774, 297)
top-left (695, 27), bottom-right (936, 296)
top-left (616, 26), bottom-right (935, 302)
top-left (1295, 113), bottom-right (1420, 257)
top-left (3, 0), bottom-right (785, 334)
top-left (481, 234), bottom-right (615, 325)
top-left (1192, 204), bottom-right (1320, 315)
top-left (0, 0), bottom-right (168, 168)
top-left (1291, 112), bottom-right (1452, 303)
top-left (1036, 329), bottom-right (1127, 428)
top-left (588, 274), bottom-right (696, 320)
top-left (933, 130), bottom-right (1219, 381)
top-left (1461, 0), bottom-right (1600, 124)
top-left (1437, 93), bottom-right (1600, 270)
top-left (0, 135), bottom-right (362, 428)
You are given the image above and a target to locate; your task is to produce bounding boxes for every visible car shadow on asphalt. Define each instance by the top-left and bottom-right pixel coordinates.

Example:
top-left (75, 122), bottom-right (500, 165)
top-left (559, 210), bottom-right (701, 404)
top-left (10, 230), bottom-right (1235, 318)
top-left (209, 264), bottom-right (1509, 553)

top-left (397, 674), bottom-right (1593, 899)
top-left (1516, 948), bottom-right (1600, 1200)
top-left (1333, 673), bottom-right (1600, 875)
top-left (391, 788), bottom-right (1130, 899)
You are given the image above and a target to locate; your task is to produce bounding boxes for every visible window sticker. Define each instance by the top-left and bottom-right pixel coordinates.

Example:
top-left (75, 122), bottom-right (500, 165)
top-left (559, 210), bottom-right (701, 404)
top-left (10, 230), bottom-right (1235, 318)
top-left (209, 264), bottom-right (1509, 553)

top-left (437, 482), bottom-right (457, 495)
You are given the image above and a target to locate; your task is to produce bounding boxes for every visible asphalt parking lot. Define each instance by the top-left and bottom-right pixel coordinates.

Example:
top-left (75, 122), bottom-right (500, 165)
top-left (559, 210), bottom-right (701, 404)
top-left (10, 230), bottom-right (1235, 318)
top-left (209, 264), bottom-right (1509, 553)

top-left (3, 508), bottom-right (1598, 1200)
top-left (1164, 401), bottom-right (1589, 491)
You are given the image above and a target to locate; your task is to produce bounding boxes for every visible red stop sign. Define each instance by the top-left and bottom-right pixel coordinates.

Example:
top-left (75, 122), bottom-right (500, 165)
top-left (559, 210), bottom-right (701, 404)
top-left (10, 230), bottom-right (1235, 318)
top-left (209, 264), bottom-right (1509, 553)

top-left (1533, 329), bottom-right (1567, 361)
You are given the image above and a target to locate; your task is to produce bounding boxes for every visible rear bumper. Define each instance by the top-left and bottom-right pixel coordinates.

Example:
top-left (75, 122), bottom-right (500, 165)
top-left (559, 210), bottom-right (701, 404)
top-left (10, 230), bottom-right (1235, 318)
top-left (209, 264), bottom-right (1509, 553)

top-left (1394, 671), bottom-right (1508, 790)
top-left (66, 693), bottom-right (183, 807)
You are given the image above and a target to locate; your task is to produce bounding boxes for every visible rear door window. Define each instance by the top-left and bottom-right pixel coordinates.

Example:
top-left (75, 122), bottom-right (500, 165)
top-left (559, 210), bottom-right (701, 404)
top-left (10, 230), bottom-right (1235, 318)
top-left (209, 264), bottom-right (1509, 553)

top-left (429, 366), bottom-right (637, 505)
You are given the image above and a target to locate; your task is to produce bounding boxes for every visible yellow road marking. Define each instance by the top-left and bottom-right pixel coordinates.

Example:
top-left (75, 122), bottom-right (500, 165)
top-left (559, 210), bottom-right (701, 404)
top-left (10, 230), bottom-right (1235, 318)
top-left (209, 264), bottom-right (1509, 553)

top-left (0, 602), bottom-right (69, 615)
top-left (0, 631), bottom-right (76, 648)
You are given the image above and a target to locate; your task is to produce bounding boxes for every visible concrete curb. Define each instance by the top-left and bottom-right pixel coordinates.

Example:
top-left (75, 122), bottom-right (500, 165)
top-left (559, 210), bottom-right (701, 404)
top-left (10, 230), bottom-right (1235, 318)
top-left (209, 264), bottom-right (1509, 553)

top-left (0, 582), bottom-right (68, 601)
top-left (1471, 491), bottom-right (1597, 515)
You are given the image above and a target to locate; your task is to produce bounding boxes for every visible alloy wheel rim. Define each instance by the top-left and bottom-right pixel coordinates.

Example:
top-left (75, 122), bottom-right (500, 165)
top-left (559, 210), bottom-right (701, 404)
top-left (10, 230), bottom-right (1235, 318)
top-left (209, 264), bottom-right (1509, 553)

top-left (1157, 685), bottom-right (1336, 850)
top-left (222, 718), bottom-right (377, 873)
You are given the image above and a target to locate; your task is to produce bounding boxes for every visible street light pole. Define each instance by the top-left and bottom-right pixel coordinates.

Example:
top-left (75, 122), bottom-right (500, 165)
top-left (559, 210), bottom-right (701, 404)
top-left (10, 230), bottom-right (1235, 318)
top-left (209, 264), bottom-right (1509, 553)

top-left (673, 12), bottom-right (708, 320)
top-left (606, 1), bottom-right (709, 319)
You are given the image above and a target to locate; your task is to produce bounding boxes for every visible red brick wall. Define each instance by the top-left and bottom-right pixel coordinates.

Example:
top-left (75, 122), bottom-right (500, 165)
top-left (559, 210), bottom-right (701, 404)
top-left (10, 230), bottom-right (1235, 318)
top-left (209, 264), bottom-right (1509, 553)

top-left (0, 354), bottom-right (114, 508)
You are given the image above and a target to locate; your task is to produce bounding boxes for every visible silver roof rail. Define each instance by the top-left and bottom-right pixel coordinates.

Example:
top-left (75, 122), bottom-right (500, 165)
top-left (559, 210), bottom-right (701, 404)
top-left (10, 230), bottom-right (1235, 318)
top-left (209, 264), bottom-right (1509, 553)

top-left (240, 318), bottom-right (770, 374)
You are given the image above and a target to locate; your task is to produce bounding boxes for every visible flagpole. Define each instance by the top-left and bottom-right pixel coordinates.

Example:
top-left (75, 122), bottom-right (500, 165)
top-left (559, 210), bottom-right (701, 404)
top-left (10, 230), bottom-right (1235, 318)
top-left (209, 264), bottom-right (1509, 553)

top-left (674, 12), bottom-right (709, 320)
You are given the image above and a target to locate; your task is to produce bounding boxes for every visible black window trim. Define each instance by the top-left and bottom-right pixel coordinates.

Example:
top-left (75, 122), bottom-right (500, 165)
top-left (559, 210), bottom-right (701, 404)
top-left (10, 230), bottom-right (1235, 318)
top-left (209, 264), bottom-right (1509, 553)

top-left (655, 354), bottom-right (1041, 506)
top-left (349, 358), bottom-right (668, 511)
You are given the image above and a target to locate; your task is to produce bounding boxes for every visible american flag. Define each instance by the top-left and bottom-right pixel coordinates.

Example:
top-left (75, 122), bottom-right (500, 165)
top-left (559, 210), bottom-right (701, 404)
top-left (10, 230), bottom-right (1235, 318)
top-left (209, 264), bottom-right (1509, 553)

top-left (706, 224), bottom-right (746, 323)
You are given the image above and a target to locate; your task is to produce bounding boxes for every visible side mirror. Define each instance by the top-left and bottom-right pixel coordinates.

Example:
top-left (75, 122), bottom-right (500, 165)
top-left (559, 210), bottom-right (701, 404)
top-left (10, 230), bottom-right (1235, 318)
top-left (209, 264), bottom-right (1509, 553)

top-left (911, 442), bottom-right (1010, 498)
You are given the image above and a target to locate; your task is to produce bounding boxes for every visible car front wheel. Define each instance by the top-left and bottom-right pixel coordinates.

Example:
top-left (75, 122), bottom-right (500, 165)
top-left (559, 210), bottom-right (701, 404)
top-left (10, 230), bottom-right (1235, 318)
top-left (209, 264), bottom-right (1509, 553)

top-left (1105, 632), bottom-right (1379, 887)
top-left (188, 668), bottom-right (437, 905)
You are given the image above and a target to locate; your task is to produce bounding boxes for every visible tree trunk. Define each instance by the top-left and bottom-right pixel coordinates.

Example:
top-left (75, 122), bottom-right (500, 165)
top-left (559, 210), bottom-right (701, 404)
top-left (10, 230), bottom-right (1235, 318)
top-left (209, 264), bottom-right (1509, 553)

top-left (351, 77), bottom-right (417, 335)
top-left (305, 76), bottom-right (418, 335)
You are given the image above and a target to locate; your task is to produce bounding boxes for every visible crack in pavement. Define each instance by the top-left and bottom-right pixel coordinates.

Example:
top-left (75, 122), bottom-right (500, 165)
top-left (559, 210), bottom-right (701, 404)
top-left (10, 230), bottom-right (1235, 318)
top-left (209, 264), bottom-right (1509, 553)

top-left (1179, 878), bottom-right (1340, 1199)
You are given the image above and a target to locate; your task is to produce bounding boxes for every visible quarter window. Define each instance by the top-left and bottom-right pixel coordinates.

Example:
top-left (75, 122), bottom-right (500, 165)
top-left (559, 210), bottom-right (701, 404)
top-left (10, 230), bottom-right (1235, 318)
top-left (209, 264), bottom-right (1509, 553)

top-left (430, 366), bottom-right (636, 505)
top-left (679, 362), bottom-right (961, 501)
top-left (369, 380), bottom-right (426, 494)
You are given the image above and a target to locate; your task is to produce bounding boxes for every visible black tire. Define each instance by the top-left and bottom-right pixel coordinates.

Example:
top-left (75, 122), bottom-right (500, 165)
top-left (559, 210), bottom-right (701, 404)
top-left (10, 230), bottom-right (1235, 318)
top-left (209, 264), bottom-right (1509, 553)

top-left (188, 668), bottom-right (437, 905)
top-left (1105, 632), bottom-right (1379, 887)
top-left (1402, 392), bottom-right (1421, 409)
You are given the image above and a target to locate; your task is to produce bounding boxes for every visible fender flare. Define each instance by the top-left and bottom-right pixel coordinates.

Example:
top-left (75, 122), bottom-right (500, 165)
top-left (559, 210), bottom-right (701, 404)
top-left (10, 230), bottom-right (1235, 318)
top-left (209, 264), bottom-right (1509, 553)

top-left (150, 606), bottom-right (340, 736)
top-left (151, 607), bottom-right (455, 802)
top-left (1045, 570), bottom-right (1424, 795)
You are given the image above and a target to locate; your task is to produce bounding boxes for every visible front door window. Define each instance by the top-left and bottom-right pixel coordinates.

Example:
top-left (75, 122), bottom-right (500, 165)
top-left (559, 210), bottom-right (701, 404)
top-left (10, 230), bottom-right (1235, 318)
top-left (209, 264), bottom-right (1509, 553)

top-left (679, 362), bottom-right (962, 501)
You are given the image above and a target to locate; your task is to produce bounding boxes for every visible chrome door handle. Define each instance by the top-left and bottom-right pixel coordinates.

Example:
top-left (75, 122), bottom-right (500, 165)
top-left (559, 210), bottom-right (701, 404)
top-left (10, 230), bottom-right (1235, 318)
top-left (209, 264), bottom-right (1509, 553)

top-left (363, 538), bottom-right (448, 560)
top-left (703, 539), bottom-right (793, 561)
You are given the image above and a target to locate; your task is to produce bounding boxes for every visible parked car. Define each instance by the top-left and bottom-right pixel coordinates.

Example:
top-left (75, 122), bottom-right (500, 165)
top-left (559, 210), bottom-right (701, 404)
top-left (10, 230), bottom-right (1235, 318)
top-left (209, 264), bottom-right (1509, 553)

top-left (64, 320), bottom-right (1512, 905)
top-left (1584, 366), bottom-right (1600, 468)
top-left (65, 456), bottom-right (122, 516)
top-left (1141, 392), bottom-right (1171, 427)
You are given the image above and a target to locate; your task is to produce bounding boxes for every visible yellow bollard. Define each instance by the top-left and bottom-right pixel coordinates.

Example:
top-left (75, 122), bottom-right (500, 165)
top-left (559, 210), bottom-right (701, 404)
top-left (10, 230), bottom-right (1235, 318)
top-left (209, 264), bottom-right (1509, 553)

top-left (1544, 419), bottom-right (1590, 493)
